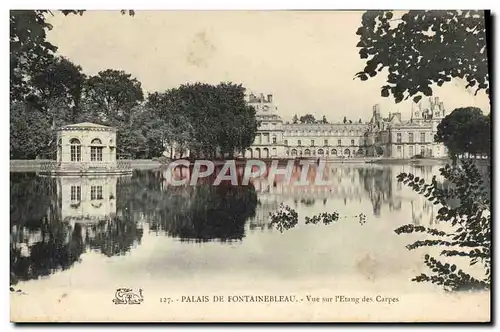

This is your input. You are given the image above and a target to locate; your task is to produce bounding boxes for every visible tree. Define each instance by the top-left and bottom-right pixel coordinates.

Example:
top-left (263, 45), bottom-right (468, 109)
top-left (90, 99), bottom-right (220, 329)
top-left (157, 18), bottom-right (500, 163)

top-left (300, 114), bottom-right (316, 124)
top-left (355, 10), bottom-right (489, 103)
top-left (292, 114), bottom-right (299, 124)
top-left (343, 116), bottom-right (347, 124)
top-left (10, 10), bottom-right (134, 102)
top-left (10, 102), bottom-right (52, 159)
top-left (146, 82), bottom-right (258, 159)
top-left (435, 107), bottom-right (489, 161)
top-left (83, 69), bottom-right (144, 124)
top-left (359, 118), bottom-right (362, 123)
top-left (322, 115), bottom-right (328, 124)
top-left (30, 56), bottom-right (86, 122)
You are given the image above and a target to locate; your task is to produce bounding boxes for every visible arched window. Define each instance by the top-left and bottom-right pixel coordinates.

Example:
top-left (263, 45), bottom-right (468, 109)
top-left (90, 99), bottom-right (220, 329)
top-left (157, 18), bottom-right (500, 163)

top-left (70, 138), bottom-right (81, 162)
top-left (304, 149), bottom-right (311, 156)
top-left (331, 149), bottom-right (337, 156)
top-left (317, 149), bottom-right (324, 156)
top-left (291, 149), bottom-right (298, 156)
top-left (91, 138), bottom-right (103, 161)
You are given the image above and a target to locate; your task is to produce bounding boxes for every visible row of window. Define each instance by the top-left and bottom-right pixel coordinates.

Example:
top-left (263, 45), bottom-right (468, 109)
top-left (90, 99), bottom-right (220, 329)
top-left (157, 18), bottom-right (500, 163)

top-left (285, 131), bottom-right (365, 137)
top-left (284, 139), bottom-right (363, 147)
top-left (70, 146), bottom-right (103, 161)
top-left (66, 138), bottom-right (107, 145)
top-left (396, 132), bottom-right (427, 143)
top-left (396, 145), bottom-right (426, 156)
top-left (287, 148), bottom-right (362, 156)
top-left (70, 185), bottom-right (103, 201)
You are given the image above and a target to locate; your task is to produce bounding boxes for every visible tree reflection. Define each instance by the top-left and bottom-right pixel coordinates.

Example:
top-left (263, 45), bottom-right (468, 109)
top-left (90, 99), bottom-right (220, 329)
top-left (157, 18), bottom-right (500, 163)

top-left (10, 173), bottom-right (143, 285)
top-left (120, 170), bottom-right (258, 242)
top-left (86, 215), bottom-right (144, 257)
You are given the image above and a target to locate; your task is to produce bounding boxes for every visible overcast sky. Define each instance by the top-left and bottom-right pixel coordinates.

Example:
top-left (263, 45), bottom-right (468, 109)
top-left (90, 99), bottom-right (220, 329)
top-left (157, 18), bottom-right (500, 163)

top-left (47, 10), bottom-right (491, 122)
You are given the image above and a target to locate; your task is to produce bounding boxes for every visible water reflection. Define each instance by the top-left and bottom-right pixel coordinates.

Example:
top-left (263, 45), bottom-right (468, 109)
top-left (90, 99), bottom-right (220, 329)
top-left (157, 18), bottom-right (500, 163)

top-left (10, 163), bottom-right (442, 286)
top-left (123, 171), bottom-right (258, 242)
top-left (10, 174), bottom-right (143, 285)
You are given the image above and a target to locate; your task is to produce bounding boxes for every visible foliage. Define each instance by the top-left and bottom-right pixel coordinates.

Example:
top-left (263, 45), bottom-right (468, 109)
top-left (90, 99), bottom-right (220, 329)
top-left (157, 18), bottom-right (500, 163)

top-left (10, 102), bottom-right (52, 159)
top-left (10, 10), bottom-right (133, 102)
top-left (29, 56), bottom-right (86, 118)
top-left (147, 82), bottom-right (258, 158)
top-left (292, 114), bottom-right (299, 124)
top-left (299, 114), bottom-right (316, 124)
top-left (83, 69), bottom-right (144, 124)
top-left (343, 116), bottom-right (347, 124)
top-left (355, 10), bottom-right (489, 103)
top-left (434, 107), bottom-right (491, 160)
top-left (305, 212), bottom-right (339, 225)
top-left (321, 115), bottom-right (328, 124)
top-left (269, 204), bottom-right (299, 232)
top-left (395, 160), bottom-right (490, 291)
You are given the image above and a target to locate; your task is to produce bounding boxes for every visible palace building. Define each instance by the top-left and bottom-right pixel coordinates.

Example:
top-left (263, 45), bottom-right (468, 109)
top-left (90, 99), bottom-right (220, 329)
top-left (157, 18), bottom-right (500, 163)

top-left (40, 122), bottom-right (132, 175)
top-left (245, 93), bottom-right (447, 159)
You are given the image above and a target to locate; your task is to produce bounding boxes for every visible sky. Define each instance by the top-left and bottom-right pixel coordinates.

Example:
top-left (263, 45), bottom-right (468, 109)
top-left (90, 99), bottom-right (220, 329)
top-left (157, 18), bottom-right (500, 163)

top-left (46, 10), bottom-right (491, 123)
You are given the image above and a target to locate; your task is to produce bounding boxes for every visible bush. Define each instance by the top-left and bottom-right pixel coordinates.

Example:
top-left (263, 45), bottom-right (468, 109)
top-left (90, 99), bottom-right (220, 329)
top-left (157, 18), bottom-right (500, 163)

top-left (395, 160), bottom-right (490, 291)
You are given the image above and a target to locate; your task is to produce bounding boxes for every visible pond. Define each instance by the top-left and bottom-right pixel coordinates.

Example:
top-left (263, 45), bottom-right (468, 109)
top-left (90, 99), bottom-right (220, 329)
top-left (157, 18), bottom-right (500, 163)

top-left (9, 162), bottom-right (490, 321)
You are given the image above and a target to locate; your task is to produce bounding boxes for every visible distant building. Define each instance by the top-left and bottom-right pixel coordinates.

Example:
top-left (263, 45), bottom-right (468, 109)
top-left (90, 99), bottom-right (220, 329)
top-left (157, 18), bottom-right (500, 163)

top-left (381, 97), bottom-right (448, 159)
top-left (245, 93), bottom-right (447, 159)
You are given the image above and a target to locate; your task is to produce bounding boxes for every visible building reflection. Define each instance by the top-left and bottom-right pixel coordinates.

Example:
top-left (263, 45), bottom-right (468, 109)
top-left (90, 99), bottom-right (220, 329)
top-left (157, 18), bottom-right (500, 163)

top-left (240, 163), bottom-right (440, 231)
top-left (10, 174), bottom-right (142, 286)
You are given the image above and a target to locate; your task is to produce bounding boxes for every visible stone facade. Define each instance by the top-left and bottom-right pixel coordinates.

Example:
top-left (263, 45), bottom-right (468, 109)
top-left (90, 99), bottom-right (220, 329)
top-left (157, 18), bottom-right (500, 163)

top-left (246, 93), bottom-right (447, 159)
top-left (40, 122), bottom-right (132, 175)
top-left (57, 122), bottom-right (117, 163)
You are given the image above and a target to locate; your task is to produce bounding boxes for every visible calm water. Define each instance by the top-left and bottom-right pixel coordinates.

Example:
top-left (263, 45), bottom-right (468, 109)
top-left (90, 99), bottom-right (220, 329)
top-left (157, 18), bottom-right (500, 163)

top-left (11, 163), bottom-right (465, 295)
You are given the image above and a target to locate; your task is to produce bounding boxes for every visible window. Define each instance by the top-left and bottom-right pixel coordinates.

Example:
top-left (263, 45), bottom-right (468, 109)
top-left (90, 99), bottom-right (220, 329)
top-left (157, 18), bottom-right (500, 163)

top-left (420, 132), bottom-right (425, 143)
top-left (284, 139), bottom-right (288, 146)
top-left (90, 138), bottom-right (103, 161)
top-left (409, 146), bottom-right (414, 156)
top-left (298, 140), bottom-right (302, 146)
top-left (324, 139), bottom-right (328, 146)
top-left (338, 139), bottom-right (342, 146)
top-left (409, 133), bottom-right (414, 143)
top-left (272, 148), bottom-right (277, 156)
top-left (397, 133), bottom-right (402, 143)
top-left (351, 139), bottom-right (355, 146)
top-left (311, 140), bottom-right (315, 147)
top-left (91, 147), bottom-right (103, 161)
top-left (364, 139), bottom-right (367, 146)
top-left (263, 133), bottom-right (270, 143)
top-left (421, 146), bottom-right (425, 156)
top-left (70, 138), bottom-right (81, 162)
top-left (272, 135), bottom-right (277, 144)
top-left (91, 186), bottom-right (103, 200)
top-left (70, 186), bottom-right (81, 201)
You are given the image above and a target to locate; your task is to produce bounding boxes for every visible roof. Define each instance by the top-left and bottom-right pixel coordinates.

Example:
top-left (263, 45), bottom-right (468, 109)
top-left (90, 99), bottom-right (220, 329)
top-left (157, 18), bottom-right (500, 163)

top-left (59, 122), bottom-right (116, 131)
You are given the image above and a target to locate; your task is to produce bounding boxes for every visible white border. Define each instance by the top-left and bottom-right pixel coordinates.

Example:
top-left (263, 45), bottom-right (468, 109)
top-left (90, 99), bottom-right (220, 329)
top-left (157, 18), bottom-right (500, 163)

top-left (2, 1), bottom-right (498, 331)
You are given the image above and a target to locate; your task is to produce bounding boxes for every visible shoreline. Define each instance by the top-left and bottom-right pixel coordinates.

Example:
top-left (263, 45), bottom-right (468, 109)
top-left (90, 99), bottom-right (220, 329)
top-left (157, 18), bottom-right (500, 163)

top-left (8, 157), bottom-right (471, 172)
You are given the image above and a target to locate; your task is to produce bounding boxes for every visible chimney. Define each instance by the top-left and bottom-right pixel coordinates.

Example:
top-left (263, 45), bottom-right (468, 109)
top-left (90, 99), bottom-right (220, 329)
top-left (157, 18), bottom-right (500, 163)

top-left (373, 104), bottom-right (380, 116)
top-left (434, 97), bottom-right (439, 106)
top-left (260, 93), bottom-right (265, 102)
top-left (267, 94), bottom-right (273, 103)
top-left (439, 101), bottom-right (444, 110)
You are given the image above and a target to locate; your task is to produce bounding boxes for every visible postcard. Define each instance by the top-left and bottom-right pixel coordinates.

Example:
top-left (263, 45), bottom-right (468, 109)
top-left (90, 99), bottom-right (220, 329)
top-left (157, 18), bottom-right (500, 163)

top-left (10, 9), bottom-right (491, 322)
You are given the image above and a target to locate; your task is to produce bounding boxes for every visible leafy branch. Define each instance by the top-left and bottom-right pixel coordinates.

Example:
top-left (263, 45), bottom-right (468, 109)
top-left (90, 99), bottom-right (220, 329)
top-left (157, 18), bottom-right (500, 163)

top-left (395, 160), bottom-right (490, 290)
